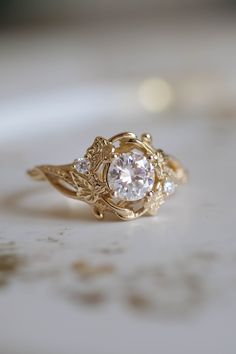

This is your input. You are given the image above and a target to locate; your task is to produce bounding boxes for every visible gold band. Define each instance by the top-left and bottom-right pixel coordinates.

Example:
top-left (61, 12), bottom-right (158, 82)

top-left (28, 132), bottom-right (187, 221)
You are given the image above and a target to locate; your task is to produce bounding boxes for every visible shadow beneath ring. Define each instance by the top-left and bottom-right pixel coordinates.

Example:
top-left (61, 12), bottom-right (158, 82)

top-left (2, 185), bottom-right (99, 223)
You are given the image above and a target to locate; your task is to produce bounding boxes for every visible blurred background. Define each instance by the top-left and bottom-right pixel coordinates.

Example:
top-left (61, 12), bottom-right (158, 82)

top-left (1, 2), bottom-right (236, 354)
top-left (1, 0), bottom-right (236, 142)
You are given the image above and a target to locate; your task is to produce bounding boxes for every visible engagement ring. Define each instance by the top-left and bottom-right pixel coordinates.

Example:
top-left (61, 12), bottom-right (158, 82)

top-left (28, 132), bottom-right (187, 221)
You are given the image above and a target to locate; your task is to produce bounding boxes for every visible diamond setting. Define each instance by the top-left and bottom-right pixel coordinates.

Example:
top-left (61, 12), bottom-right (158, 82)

top-left (75, 157), bottom-right (90, 174)
top-left (107, 151), bottom-right (155, 201)
top-left (163, 179), bottom-right (176, 196)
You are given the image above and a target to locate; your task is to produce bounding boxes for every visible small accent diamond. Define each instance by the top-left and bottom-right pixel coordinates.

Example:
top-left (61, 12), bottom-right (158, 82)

top-left (75, 158), bottom-right (90, 174)
top-left (163, 179), bottom-right (176, 196)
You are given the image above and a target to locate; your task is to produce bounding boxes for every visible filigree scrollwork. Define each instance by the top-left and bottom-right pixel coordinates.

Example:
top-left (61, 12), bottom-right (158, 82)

top-left (28, 132), bottom-right (187, 220)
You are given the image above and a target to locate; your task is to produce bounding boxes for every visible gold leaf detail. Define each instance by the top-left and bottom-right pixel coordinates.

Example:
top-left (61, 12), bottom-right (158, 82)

top-left (39, 166), bottom-right (77, 189)
top-left (85, 137), bottom-right (114, 171)
top-left (71, 172), bottom-right (107, 204)
top-left (155, 149), bottom-right (168, 180)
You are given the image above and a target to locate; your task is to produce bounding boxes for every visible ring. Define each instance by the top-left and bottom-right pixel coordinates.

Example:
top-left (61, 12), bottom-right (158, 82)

top-left (27, 132), bottom-right (187, 221)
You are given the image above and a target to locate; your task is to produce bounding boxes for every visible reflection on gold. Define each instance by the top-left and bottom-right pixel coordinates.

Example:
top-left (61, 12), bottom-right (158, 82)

top-left (138, 78), bottom-right (174, 113)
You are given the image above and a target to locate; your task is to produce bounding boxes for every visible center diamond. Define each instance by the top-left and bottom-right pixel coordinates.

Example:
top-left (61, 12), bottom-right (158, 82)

top-left (107, 151), bottom-right (155, 201)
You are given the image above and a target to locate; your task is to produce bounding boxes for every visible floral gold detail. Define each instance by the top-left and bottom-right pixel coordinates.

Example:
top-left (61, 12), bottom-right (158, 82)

top-left (27, 132), bottom-right (187, 221)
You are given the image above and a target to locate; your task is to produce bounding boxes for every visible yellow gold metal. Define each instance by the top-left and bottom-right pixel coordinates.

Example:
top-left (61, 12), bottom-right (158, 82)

top-left (27, 132), bottom-right (187, 221)
top-left (141, 132), bottom-right (152, 144)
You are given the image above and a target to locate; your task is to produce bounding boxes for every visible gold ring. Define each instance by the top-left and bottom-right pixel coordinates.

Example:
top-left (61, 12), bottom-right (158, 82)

top-left (27, 132), bottom-right (187, 221)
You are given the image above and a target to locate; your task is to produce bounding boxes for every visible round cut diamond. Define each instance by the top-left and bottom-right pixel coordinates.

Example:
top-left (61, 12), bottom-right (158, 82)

top-left (107, 151), bottom-right (155, 201)
top-left (163, 179), bottom-right (176, 196)
top-left (75, 157), bottom-right (90, 174)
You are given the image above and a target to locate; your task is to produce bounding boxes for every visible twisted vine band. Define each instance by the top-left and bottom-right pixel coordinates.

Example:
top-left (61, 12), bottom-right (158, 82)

top-left (27, 132), bottom-right (187, 221)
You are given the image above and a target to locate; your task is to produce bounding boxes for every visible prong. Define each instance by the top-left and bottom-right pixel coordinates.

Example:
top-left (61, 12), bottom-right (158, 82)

top-left (104, 150), bottom-right (117, 163)
top-left (110, 152), bottom-right (118, 160)
top-left (92, 206), bottom-right (104, 220)
top-left (111, 190), bottom-right (118, 198)
top-left (73, 158), bottom-right (78, 167)
top-left (146, 191), bottom-right (154, 198)
top-left (147, 154), bottom-right (154, 162)
top-left (141, 133), bottom-right (152, 144)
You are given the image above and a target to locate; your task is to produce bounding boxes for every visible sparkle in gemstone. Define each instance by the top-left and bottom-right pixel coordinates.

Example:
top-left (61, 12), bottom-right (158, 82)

top-left (75, 157), bottom-right (90, 174)
top-left (107, 151), bottom-right (155, 201)
top-left (163, 179), bottom-right (176, 196)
